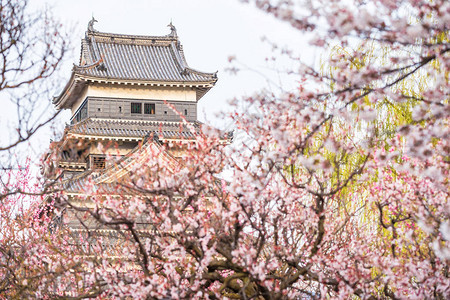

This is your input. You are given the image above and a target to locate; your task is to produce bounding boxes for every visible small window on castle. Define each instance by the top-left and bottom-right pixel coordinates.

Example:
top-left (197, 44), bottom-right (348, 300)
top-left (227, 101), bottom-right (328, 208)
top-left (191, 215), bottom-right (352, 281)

top-left (97, 108), bottom-right (101, 112)
top-left (144, 103), bottom-right (155, 114)
top-left (131, 103), bottom-right (142, 114)
top-left (184, 109), bottom-right (188, 116)
top-left (119, 106), bottom-right (122, 113)
top-left (164, 111), bottom-right (167, 115)
top-left (92, 156), bottom-right (105, 169)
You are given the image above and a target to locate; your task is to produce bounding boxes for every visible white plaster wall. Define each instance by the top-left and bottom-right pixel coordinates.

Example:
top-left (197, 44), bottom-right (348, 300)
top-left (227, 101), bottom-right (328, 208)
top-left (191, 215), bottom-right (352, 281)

top-left (87, 84), bottom-right (196, 101)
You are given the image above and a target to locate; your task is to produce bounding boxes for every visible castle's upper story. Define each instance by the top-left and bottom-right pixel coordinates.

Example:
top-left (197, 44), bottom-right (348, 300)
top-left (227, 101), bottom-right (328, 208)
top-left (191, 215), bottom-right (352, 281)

top-left (53, 19), bottom-right (218, 124)
top-left (44, 20), bottom-right (232, 181)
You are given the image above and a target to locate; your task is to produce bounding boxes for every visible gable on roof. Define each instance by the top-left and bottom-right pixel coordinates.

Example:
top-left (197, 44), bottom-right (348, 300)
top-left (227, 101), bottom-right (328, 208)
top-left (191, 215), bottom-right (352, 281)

top-left (62, 136), bottom-right (180, 195)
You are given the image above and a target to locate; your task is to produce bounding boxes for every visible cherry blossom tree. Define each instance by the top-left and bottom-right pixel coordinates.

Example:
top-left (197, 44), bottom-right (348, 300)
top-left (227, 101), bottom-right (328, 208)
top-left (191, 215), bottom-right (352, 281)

top-left (2, 0), bottom-right (449, 299)
top-left (46, 0), bottom-right (448, 296)
top-left (0, 0), bottom-right (78, 297)
top-left (0, 161), bottom-right (109, 298)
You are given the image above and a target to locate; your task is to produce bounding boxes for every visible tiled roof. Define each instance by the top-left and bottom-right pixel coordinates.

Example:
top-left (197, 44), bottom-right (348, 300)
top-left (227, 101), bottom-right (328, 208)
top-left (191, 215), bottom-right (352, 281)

top-left (62, 137), bottom-right (179, 194)
top-left (75, 30), bottom-right (217, 83)
top-left (59, 122), bottom-right (232, 194)
top-left (53, 23), bottom-right (218, 109)
top-left (66, 118), bottom-right (202, 140)
top-left (63, 173), bottom-right (134, 195)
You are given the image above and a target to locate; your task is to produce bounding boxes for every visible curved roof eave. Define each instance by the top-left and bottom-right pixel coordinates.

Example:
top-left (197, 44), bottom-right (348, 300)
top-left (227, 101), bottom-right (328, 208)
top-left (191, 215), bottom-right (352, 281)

top-left (169, 42), bottom-right (218, 81)
top-left (53, 72), bottom-right (88, 110)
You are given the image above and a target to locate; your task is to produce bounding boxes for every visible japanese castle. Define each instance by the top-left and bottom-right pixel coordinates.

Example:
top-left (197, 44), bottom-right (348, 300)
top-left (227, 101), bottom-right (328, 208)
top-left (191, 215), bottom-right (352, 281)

top-left (44, 19), bottom-right (231, 232)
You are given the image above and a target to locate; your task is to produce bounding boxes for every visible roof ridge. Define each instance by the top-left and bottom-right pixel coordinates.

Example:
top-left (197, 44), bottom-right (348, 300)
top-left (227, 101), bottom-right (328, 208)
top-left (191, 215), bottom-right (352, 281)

top-left (170, 41), bottom-right (187, 74)
top-left (86, 30), bottom-right (177, 43)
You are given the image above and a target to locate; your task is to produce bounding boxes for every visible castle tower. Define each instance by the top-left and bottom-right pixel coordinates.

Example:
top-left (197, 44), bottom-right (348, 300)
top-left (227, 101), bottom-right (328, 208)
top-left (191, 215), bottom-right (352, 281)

top-left (44, 20), bottom-right (231, 244)
top-left (51, 20), bottom-right (224, 176)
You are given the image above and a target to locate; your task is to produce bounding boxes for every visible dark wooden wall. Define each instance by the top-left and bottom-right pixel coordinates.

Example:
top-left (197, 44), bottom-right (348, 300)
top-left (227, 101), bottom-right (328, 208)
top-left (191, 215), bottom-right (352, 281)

top-left (72, 97), bottom-right (197, 123)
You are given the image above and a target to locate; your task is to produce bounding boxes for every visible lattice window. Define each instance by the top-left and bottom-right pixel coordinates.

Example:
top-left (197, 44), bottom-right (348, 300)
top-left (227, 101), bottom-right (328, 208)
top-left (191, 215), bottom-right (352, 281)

top-left (131, 102), bottom-right (142, 114)
top-left (91, 156), bottom-right (105, 169)
top-left (144, 103), bottom-right (155, 114)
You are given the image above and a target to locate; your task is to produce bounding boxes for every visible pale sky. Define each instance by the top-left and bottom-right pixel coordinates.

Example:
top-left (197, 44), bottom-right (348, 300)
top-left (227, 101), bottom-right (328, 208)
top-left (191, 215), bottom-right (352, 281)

top-left (35, 0), bottom-right (313, 122)
top-left (1, 0), bottom-right (315, 166)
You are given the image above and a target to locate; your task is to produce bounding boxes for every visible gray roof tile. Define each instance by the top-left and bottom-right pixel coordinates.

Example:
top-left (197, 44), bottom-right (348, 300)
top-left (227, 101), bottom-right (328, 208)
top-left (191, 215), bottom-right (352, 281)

top-left (74, 31), bottom-right (217, 83)
top-left (67, 118), bottom-right (202, 140)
